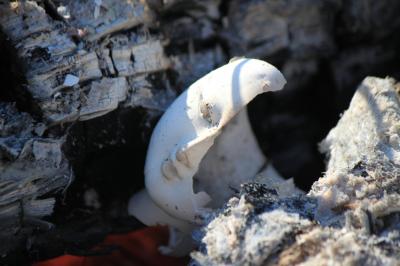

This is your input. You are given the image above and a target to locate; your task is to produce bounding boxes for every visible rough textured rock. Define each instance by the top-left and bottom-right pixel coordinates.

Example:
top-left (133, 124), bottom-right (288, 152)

top-left (224, 0), bottom-right (339, 59)
top-left (0, 1), bottom-right (171, 124)
top-left (311, 77), bottom-right (400, 226)
top-left (192, 184), bottom-right (400, 266)
top-left (0, 103), bottom-right (72, 256)
top-left (192, 77), bottom-right (400, 265)
top-left (192, 193), bottom-right (314, 265)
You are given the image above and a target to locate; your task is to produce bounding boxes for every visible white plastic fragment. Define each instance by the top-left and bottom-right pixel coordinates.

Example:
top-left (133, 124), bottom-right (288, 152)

top-left (63, 74), bottom-right (79, 87)
top-left (129, 58), bottom-right (286, 254)
top-left (128, 190), bottom-right (193, 233)
top-left (57, 5), bottom-right (71, 20)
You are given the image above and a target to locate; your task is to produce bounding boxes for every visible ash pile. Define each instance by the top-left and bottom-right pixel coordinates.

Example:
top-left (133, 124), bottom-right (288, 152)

top-left (192, 78), bottom-right (400, 265)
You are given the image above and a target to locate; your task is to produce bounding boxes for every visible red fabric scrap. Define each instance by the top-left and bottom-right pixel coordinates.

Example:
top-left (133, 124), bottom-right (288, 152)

top-left (34, 226), bottom-right (188, 266)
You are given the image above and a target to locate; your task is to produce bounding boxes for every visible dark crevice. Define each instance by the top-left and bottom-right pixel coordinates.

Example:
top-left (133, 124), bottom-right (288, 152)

top-left (107, 45), bottom-right (119, 77)
top-left (21, 108), bottom-right (152, 262)
top-left (94, 50), bottom-right (111, 77)
top-left (0, 30), bottom-right (42, 119)
top-left (55, 107), bottom-right (153, 229)
top-left (248, 61), bottom-right (340, 191)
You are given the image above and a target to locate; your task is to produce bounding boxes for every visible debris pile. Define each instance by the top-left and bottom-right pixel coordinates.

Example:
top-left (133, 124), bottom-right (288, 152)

top-left (192, 78), bottom-right (400, 265)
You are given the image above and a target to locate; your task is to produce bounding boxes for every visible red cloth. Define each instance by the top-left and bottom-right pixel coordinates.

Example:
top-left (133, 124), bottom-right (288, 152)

top-left (34, 226), bottom-right (188, 266)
